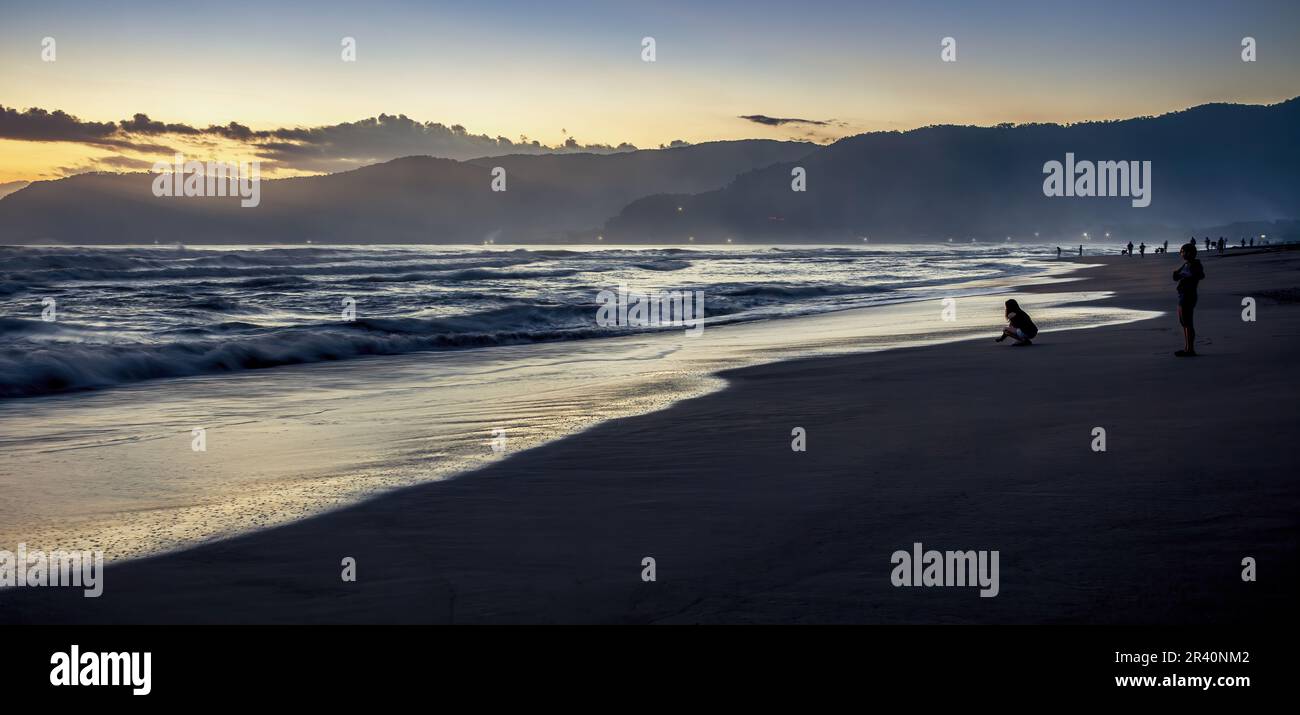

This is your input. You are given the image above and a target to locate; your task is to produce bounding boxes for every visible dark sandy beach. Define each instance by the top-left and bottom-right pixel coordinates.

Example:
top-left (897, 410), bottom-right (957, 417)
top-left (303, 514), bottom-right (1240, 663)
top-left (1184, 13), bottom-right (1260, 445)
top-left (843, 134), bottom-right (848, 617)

top-left (4, 248), bottom-right (1297, 624)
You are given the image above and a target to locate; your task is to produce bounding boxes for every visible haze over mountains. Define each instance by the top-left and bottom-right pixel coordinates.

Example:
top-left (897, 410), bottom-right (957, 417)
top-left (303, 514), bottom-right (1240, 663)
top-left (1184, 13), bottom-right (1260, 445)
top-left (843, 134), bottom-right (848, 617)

top-left (608, 98), bottom-right (1300, 243)
top-left (0, 141), bottom-right (813, 244)
top-left (1, 98), bottom-right (1297, 245)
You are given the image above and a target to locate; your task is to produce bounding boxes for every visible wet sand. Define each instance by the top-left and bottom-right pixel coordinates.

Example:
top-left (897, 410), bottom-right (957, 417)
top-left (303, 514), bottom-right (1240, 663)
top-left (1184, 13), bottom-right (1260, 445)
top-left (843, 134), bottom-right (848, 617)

top-left (3, 248), bottom-right (1297, 623)
top-left (0, 264), bottom-right (1141, 563)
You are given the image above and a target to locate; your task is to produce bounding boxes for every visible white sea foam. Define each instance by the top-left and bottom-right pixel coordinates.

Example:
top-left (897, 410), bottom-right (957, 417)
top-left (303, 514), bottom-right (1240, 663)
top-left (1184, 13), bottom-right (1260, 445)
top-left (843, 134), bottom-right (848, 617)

top-left (0, 243), bottom-right (1053, 398)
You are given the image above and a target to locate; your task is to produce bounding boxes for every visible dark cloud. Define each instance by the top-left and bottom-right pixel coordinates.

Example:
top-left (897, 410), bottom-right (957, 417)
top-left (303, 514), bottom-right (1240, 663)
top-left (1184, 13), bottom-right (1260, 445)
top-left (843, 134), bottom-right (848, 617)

top-left (1, 106), bottom-right (117, 141)
top-left (739, 114), bottom-right (831, 127)
top-left (738, 114), bottom-right (854, 145)
top-left (118, 113), bottom-right (202, 136)
top-left (1, 105), bottom-right (642, 173)
top-left (249, 113), bottom-right (637, 171)
top-left (0, 106), bottom-right (175, 153)
top-left (208, 121), bottom-right (265, 141)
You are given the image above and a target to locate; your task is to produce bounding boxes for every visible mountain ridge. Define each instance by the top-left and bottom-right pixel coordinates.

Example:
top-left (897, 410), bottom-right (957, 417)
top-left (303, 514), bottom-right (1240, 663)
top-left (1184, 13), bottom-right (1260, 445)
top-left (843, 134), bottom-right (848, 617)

top-left (2, 99), bottom-right (1297, 244)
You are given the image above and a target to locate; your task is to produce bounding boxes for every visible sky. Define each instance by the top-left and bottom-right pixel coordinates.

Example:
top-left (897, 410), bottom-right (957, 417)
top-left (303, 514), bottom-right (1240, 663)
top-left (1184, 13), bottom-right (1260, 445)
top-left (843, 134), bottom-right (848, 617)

top-left (1, 0), bottom-right (1298, 182)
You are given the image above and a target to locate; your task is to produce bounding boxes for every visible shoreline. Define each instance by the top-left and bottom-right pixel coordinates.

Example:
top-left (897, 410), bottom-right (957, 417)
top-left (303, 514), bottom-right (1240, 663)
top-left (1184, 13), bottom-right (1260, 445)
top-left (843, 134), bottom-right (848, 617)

top-left (0, 256), bottom-right (1138, 564)
top-left (3, 249), bottom-right (1297, 623)
top-left (1, 243), bottom-right (1073, 402)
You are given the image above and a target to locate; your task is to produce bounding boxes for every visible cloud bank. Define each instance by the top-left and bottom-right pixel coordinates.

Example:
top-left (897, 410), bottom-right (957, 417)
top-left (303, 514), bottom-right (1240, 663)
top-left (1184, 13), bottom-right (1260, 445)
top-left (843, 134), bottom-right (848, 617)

top-left (0, 105), bottom-right (643, 175)
top-left (737, 114), bottom-right (853, 144)
top-left (738, 115), bottom-right (832, 127)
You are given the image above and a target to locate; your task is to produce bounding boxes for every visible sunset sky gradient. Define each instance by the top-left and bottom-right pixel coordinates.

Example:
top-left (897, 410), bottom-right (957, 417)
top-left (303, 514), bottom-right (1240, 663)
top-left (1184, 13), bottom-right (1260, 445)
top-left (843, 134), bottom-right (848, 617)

top-left (2, 0), bottom-right (1298, 182)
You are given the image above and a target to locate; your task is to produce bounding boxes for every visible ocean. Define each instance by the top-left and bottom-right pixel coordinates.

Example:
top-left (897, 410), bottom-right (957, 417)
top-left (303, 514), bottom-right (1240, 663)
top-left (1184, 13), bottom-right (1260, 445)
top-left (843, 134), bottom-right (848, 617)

top-left (0, 243), bottom-right (1151, 562)
top-left (1, 243), bottom-right (1061, 398)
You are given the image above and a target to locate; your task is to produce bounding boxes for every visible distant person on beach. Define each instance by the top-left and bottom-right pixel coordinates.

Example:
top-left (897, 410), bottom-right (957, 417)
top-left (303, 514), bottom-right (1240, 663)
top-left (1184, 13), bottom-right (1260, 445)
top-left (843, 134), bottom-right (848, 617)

top-left (1057, 246), bottom-right (1061, 258)
top-left (1218, 237), bottom-right (1225, 253)
top-left (1205, 237), bottom-right (1211, 251)
top-left (1078, 245), bottom-right (1083, 256)
top-left (1139, 242), bottom-right (1146, 257)
top-left (1173, 242), bottom-right (1205, 357)
top-left (1164, 240), bottom-right (1169, 253)
top-left (1250, 237), bottom-right (1255, 247)
top-left (1241, 238), bottom-right (1246, 248)
top-left (1127, 241), bottom-right (1134, 255)
top-left (995, 299), bottom-right (1038, 346)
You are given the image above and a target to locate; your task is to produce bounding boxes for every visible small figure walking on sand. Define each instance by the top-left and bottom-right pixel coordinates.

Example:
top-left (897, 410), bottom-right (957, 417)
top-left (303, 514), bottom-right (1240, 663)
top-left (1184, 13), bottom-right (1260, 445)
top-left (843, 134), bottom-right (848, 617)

top-left (1078, 244), bottom-right (1083, 256)
top-left (1057, 246), bottom-right (1061, 258)
top-left (995, 299), bottom-right (1038, 346)
top-left (1139, 242), bottom-right (1146, 257)
top-left (1127, 241), bottom-right (1134, 256)
top-left (1205, 237), bottom-right (1211, 252)
top-left (1173, 242), bottom-right (1206, 357)
top-left (1164, 240), bottom-right (1169, 253)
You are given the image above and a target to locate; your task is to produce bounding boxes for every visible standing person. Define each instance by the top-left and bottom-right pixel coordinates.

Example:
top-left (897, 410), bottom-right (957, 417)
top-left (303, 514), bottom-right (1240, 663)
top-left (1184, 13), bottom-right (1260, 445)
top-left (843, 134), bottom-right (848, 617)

top-left (1126, 240), bottom-right (1134, 256)
top-left (995, 299), bottom-right (1038, 346)
top-left (1218, 237), bottom-right (1225, 253)
top-left (1205, 237), bottom-right (1211, 251)
top-left (1173, 242), bottom-right (1206, 357)
top-left (1139, 242), bottom-right (1146, 257)
top-left (1250, 237), bottom-right (1255, 247)
top-left (1057, 246), bottom-right (1062, 258)
top-left (1164, 240), bottom-right (1169, 253)
top-left (1241, 238), bottom-right (1246, 248)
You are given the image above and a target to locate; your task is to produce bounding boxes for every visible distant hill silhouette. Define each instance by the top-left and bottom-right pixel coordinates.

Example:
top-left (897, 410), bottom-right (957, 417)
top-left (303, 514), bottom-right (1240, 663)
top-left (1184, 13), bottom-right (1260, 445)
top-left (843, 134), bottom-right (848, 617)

top-left (0, 140), bottom-right (814, 244)
top-left (605, 98), bottom-right (1300, 243)
top-left (1, 99), bottom-right (1297, 245)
